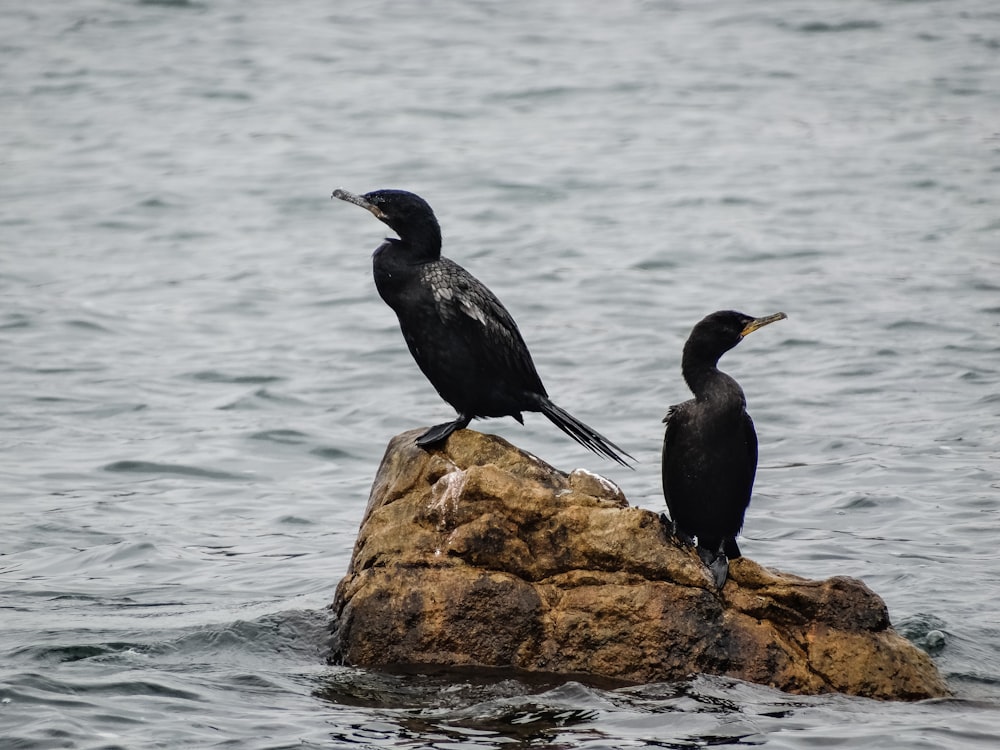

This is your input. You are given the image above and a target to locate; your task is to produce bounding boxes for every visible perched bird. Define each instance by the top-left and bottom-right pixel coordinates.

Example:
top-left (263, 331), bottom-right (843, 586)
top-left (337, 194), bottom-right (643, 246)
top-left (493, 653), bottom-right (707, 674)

top-left (661, 310), bottom-right (786, 587)
top-left (332, 188), bottom-right (632, 467)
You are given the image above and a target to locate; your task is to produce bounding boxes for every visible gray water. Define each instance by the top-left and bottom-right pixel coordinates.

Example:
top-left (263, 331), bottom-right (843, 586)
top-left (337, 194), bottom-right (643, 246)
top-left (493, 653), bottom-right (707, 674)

top-left (2, 0), bottom-right (999, 747)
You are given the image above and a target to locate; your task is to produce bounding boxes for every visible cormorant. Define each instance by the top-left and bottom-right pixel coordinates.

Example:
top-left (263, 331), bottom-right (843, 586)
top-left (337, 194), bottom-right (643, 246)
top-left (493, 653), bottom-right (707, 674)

top-left (661, 310), bottom-right (786, 587)
top-left (332, 188), bottom-right (632, 467)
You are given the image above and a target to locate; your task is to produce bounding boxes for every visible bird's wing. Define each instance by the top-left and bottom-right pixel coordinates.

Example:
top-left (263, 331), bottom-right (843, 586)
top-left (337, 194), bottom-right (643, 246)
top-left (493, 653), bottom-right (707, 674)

top-left (422, 259), bottom-right (545, 393)
top-left (661, 402), bottom-right (687, 509)
top-left (743, 411), bottom-right (759, 490)
top-left (425, 260), bottom-right (511, 325)
top-left (662, 404), bottom-right (678, 426)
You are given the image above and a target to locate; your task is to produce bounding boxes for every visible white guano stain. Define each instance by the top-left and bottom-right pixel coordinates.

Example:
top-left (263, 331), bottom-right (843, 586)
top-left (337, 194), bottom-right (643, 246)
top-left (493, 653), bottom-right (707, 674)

top-left (428, 468), bottom-right (468, 528)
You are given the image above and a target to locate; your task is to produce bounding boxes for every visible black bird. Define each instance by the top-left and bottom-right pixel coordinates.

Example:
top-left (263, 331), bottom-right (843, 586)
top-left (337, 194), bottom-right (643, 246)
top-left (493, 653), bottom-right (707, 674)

top-left (332, 188), bottom-right (632, 467)
top-left (661, 310), bottom-right (786, 587)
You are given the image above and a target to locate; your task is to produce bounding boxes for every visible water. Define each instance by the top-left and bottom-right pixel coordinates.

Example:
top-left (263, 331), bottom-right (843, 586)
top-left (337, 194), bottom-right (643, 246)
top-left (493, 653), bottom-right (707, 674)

top-left (2, 0), bottom-right (999, 746)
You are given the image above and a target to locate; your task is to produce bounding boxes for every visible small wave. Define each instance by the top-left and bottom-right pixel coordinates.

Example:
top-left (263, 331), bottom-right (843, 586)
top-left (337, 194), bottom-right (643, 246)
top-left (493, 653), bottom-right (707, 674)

top-left (249, 429), bottom-right (310, 445)
top-left (309, 445), bottom-right (354, 460)
top-left (13, 641), bottom-right (149, 665)
top-left (101, 460), bottom-right (244, 481)
top-left (218, 388), bottom-right (307, 411)
top-left (794, 20), bottom-right (882, 34)
top-left (199, 89), bottom-right (253, 101)
top-left (631, 257), bottom-right (679, 271)
top-left (1, 313), bottom-right (33, 330)
top-left (897, 612), bottom-right (949, 654)
top-left (185, 370), bottom-right (285, 385)
top-left (158, 609), bottom-right (332, 661)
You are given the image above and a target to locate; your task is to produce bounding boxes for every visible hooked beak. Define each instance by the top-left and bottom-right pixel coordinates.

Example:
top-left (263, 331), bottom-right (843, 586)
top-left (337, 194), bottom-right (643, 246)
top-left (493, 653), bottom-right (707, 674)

top-left (331, 188), bottom-right (388, 221)
top-left (740, 312), bottom-right (787, 338)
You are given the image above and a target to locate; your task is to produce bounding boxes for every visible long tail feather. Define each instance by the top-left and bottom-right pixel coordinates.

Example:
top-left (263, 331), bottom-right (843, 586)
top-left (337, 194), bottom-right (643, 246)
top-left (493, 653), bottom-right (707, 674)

top-left (537, 398), bottom-right (634, 469)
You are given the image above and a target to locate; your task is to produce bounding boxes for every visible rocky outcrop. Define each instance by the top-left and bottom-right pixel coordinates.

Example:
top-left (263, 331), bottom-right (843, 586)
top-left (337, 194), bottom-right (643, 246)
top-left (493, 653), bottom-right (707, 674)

top-left (329, 429), bottom-right (949, 700)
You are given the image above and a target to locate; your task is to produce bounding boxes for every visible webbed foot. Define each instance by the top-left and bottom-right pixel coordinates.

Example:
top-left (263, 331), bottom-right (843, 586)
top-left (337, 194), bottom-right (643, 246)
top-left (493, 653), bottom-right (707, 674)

top-left (697, 544), bottom-right (730, 589)
top-left (415, 415), bottom-right (472, 448)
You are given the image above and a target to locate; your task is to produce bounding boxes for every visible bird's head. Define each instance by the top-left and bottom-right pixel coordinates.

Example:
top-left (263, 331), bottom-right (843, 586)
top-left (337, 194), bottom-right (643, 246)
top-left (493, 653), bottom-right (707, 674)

top-left (685, 310), bottom-right (787, 364)
top-left (332, 188), bottom-right (442, 255)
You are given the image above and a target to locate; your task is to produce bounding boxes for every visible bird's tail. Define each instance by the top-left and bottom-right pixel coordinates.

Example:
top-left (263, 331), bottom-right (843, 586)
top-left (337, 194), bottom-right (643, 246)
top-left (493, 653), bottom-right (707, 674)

top-left (537, 397), bottom-right (634, 468)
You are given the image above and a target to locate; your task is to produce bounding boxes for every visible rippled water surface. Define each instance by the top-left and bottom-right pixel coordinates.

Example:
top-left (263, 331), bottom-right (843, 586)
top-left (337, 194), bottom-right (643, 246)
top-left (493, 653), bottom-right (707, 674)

top-left (3, 0), bottom-right (999, 747)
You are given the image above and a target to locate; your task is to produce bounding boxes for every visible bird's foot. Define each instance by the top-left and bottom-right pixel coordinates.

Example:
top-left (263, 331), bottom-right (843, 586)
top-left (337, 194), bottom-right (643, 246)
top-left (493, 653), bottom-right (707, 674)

top-left (415, 417), bottom-right (471, 448)
top-left (697, 544), bottom-right (730, 589)
top-left (415, 423), bottom-right (457, 447)
top-left (659, 514), bottom-right (695, 548)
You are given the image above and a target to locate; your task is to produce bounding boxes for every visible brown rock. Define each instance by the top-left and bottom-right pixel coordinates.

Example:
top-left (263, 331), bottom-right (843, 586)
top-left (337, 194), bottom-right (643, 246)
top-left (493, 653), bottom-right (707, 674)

top-left (330, 429), bottom-right (949, 700)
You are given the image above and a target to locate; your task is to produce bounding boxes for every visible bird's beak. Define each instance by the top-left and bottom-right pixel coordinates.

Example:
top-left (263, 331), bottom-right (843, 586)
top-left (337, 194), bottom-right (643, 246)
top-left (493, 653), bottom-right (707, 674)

top-left (740, 312), bottom-right (787, 337)
top-left (331, 189), bottom-right (388, 221)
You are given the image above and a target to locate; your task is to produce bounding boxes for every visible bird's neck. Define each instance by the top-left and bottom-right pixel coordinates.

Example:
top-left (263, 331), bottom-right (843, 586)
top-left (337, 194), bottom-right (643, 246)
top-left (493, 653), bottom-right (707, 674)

top-left (375, 234), bottom-right (441, 267)
top-left (399, 222), bottom-right (442, 262)
top-left (682, 361), bottom-right (745, 408)
top-left (373, 235), bottom-right (439, 302)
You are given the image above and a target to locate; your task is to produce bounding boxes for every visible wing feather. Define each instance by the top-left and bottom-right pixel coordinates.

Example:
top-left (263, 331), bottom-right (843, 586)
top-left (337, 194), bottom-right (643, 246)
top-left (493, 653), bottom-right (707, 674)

top-left (420, 258), bottom-right (545, 396)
